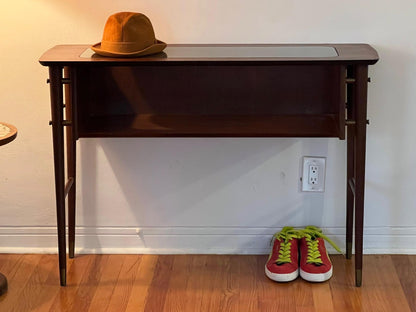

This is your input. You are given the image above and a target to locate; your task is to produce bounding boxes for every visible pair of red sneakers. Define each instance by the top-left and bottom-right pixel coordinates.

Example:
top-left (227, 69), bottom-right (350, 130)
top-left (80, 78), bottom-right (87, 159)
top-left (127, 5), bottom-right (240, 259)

top-left (265, 226), bottom-right (342, 282)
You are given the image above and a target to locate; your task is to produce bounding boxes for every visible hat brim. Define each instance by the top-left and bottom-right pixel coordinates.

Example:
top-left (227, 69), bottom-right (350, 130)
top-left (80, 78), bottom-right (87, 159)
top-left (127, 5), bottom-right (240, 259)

top-left (91, 40), bottom-right (167, 58)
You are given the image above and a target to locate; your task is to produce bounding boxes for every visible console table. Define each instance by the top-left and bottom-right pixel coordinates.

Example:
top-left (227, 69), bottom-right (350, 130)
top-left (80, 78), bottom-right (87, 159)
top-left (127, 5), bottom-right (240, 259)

top-left (39, 44), bottom-right (378, 286)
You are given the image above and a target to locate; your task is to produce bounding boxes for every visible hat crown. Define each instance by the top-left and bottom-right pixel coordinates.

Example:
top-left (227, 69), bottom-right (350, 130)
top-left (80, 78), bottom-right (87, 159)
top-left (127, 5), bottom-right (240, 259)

top-left (91, 11), bottom-right (166, 57)
top-left (101, 12), bottom-right (156, 53)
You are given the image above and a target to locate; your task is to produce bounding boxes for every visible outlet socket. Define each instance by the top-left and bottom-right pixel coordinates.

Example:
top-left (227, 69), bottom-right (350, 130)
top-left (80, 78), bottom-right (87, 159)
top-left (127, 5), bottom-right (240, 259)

top-left (301, 157), bottom-right (326, 192)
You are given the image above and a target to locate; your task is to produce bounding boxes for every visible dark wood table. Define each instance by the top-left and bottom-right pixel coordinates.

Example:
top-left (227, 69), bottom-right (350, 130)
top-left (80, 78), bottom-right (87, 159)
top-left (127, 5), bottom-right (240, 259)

top-left (0, 121), bottom-right (17, 296)
top-left (39, 44), bottom-right (378, 286)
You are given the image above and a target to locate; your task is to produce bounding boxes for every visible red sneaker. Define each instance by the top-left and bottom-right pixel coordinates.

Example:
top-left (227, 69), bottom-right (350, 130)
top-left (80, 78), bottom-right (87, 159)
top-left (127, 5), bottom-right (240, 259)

top-left (265, 227), bottom-right (300, 282)
top-left (299, 226), bottom-right (342, 282)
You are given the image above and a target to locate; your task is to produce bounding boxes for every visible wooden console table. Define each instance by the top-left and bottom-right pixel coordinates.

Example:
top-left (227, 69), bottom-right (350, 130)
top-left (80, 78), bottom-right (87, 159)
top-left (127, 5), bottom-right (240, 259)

top-left (40, 44), bottom-right (378, 286)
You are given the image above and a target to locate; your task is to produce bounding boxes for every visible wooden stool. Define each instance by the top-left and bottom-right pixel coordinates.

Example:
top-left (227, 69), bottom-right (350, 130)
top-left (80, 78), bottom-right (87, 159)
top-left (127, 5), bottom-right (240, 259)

top-left (0, 122), bottom-right (17, 146)
top-left (0, 122), bottom-right (17, 296)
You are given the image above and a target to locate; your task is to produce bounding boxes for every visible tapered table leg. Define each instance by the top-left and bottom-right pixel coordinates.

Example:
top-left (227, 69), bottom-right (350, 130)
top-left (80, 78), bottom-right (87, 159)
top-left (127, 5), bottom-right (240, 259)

top-left (64, 67), bottom-right (76, 259)
top-left (346, 65), bottom-right (356, 260)
top-left (49, 65), bottom-right (67, 286)
top-left (346, 124), bottom-right (355, 260)
top-left (353, 64), bottom-right (369, 287)
top-left (346, 65), bottom-right (355, 260)
top-left (67, 126), bottom-right (76, 260)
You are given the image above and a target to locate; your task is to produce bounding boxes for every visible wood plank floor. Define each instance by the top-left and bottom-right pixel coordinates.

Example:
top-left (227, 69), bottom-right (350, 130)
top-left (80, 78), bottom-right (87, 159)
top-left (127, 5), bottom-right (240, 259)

top-left (0, 254), bottom-right (414, 312)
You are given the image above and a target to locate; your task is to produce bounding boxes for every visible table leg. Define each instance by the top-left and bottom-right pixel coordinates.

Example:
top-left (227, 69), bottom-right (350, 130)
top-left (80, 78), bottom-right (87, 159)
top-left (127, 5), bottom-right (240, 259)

top-left (64, 67), bottom-right (76, 259)
top-left (353, 65), bottom-right (369, 287)
top-left (49, 66), bottom-right (67, 286)
top-left (67, 129), bottom-right (76, 259)
top-left (346, 65), bottom-right (355, 260)
top-left (346, 124), bottom-right (355, 260)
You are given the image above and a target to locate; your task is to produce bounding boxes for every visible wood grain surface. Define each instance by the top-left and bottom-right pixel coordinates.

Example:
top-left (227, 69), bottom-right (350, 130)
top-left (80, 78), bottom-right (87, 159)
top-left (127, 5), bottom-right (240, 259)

top-left (0, 254), bottom-right (414, 312)
top-left (0, 122), bottom-right (17, 146)
top-left (39, 44), bottom-right (379, 65)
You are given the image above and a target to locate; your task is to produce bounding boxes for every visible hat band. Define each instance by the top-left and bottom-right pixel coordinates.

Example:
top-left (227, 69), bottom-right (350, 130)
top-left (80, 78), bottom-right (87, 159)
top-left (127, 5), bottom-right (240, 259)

top-left (101, 40), bottom-right (151, 53)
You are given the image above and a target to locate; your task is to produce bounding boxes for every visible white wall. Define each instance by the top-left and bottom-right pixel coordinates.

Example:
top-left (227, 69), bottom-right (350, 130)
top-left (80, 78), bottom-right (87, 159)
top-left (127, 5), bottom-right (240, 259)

top-left (0, 0), bottom-right (415, 254)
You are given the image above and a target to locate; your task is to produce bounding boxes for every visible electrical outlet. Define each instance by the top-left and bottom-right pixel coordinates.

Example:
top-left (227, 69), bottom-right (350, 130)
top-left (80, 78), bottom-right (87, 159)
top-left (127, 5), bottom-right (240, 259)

top-left (301, 157), bottom-right (326, 192)
top-left (309, 165), bottom-right (319, 184)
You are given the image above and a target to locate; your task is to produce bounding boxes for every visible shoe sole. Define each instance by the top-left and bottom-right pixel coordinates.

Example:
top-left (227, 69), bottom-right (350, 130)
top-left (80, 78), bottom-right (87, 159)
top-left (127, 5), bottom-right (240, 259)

top-left (265, 266), bottom-right (299, 282)
top-left (300, 267), bottom-right (333, 282)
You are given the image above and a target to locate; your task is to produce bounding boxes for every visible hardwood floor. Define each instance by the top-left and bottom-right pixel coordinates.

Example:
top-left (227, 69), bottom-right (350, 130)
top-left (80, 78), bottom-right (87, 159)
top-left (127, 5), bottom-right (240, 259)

top-left (0, 254), bottom-right (414, 311)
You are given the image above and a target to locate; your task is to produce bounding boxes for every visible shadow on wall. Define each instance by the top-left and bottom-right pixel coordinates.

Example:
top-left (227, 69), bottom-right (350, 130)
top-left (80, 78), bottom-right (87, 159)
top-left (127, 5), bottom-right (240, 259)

top-left (78, 137), bottom-right (330, 250)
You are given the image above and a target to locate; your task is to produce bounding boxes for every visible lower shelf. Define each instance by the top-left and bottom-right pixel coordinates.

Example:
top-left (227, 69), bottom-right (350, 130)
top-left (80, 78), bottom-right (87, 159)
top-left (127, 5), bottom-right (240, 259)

top-left (78, 114), bottom-right (341, 138)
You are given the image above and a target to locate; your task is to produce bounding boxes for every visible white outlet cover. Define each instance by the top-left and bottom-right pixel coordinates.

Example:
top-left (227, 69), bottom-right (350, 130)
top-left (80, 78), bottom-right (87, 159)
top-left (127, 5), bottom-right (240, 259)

top-left (301, 156), bottom-right (326, 192)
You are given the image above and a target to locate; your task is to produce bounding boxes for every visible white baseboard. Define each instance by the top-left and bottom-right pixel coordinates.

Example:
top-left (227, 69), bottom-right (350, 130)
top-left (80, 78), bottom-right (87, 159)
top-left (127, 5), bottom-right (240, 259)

top-left (0, 226), bottom-right (415, 255)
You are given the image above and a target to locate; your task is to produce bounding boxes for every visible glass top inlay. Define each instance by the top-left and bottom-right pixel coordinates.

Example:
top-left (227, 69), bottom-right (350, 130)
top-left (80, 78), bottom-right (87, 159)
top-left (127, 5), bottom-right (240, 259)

top-left (83, 46), bottom-right (338, 59)
top-left (164, 46), bottom-right (338, 58)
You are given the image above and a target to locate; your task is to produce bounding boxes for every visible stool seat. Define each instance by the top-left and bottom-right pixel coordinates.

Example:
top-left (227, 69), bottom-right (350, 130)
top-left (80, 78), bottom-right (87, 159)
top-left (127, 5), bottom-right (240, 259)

top-left (0, 122), bottom-right (17, 146)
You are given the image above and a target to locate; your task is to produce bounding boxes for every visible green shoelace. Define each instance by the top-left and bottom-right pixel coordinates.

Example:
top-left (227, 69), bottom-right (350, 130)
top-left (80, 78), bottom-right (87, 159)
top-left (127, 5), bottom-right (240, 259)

top-left (301, 225), bottom-right (343, 265)
top-left (269, 227), bottom-right (301, 265)
top-left (269, 226), bottom-right (343, 265)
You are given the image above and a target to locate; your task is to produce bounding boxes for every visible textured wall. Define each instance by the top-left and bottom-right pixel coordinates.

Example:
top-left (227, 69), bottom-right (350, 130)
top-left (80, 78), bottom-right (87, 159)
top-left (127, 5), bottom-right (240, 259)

top-left (0, 0), bottom-right (415, 254)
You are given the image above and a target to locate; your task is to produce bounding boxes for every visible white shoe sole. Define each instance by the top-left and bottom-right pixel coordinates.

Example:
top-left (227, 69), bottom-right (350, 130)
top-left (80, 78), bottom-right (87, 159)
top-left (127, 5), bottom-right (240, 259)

top-left (265, 266), bottom-right (299, 282)
top-left (300, 267), bottom-right (333, 282)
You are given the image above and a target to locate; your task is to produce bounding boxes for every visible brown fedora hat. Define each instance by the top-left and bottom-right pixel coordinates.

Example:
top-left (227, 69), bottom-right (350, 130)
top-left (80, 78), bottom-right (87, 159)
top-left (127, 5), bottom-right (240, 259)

top-left (91, 12), bottom-right (166, 57)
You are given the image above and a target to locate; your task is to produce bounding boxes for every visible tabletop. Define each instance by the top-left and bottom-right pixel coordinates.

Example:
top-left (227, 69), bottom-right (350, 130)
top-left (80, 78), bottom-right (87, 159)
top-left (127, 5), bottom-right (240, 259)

top-left (39, 44), bottom-right (379, 65)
